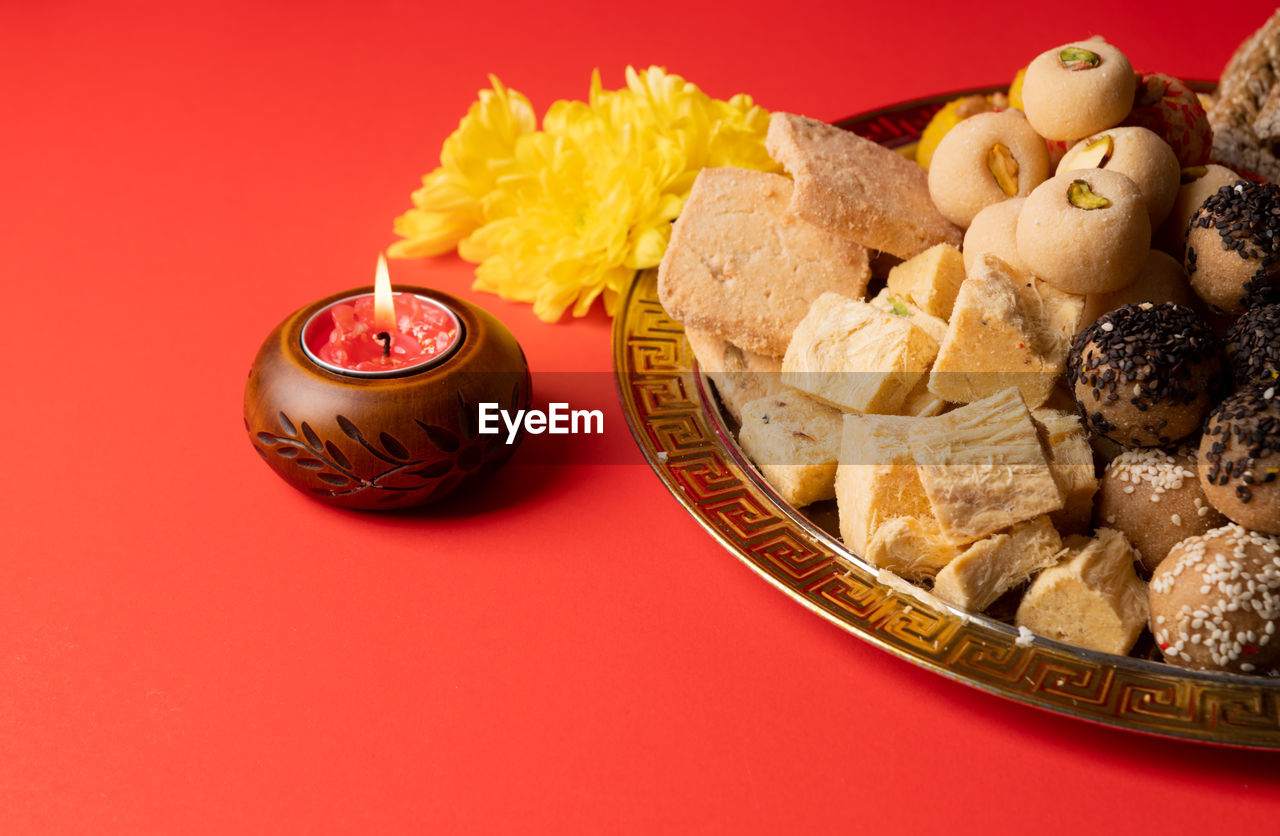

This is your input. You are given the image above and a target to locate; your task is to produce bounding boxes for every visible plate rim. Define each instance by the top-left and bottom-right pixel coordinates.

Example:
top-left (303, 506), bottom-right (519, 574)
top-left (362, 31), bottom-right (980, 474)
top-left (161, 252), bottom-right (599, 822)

top-left (612, 85), bottom-right (1280, 750)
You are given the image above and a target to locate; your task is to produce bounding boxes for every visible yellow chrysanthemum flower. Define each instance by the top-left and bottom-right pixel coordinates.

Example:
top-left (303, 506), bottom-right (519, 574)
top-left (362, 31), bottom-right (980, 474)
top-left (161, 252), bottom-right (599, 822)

top-left (389, 77), bottom-right (536, 258)
top-left (390, 67), bottom-right (777, 322)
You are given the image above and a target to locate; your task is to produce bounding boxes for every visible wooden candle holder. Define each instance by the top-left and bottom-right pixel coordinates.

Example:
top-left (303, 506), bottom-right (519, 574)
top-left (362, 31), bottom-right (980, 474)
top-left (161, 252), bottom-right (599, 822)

top-left (244, 286), bottom-right (531, 510)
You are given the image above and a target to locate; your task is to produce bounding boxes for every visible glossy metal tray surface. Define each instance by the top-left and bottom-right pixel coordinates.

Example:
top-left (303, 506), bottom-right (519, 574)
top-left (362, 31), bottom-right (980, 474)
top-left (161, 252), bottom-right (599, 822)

top-left (612, 90), bottom-right (1280, 749)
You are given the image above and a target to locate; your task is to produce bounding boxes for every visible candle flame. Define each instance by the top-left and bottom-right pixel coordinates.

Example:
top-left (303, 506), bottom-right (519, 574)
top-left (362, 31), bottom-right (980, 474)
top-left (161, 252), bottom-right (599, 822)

top-left (373, 253), bottom-right (396, 333)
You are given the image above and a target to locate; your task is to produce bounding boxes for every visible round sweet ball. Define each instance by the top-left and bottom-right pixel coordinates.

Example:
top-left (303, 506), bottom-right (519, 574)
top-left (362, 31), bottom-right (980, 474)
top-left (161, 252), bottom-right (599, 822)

top-left (1095, 447), bottom-right (1227, 575)
top-left (962, 197), bottom-right (1026, 274)
top-left (1199, 385), bottom-right (1280, 535)
top-left (916, 92), bottom-right (1008, 171)
top-left (927, 110), bottom-right (1050, 229)
top-left (1185, 182), bottom-right (1280, 316)
top-left (1078, 249), bottom-right (1199, 331)
top-left (1123, 73), bottom-right (1213, 168)
top-left (1067, 302), bottom-right (1220, 447)
top-left (1155, 164), bottom-right (1244, 256)
top-left (1224, 304), bottom-right (1280, 390)
top-left (1149, 524), bottom-right (1280, 675)
top-left (1021, 39), bottom-right (1136, 142)
top-left (1016, 169), bottom-right (1151, 294)
top-left (1056, 126), bottom-right (1180, 228)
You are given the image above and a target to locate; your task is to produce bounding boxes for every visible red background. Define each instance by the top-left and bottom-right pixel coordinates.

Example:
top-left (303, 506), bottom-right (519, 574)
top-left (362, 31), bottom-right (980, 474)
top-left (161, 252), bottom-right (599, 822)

top-left (5, 1), bottom-right (1280, 831)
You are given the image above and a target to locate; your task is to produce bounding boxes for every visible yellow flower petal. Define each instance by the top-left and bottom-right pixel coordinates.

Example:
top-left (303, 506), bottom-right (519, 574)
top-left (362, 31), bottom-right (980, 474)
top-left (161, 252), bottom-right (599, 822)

top-left (390, 66), bottom-right (777, 321)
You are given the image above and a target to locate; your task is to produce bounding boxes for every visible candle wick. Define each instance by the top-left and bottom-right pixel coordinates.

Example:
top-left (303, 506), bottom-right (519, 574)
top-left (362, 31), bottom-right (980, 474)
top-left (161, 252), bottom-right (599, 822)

top-left (375, 331), bottom-right (392, 358)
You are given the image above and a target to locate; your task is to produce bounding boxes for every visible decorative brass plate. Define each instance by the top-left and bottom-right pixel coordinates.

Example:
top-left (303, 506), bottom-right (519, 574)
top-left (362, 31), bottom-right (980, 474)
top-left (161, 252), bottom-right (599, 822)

top-left (612, 88), bottom-right (1280, 749)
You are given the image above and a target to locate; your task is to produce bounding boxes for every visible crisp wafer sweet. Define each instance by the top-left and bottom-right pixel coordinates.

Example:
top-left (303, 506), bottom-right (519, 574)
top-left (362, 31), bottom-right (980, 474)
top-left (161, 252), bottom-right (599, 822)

top-left (1209, 10), bottom-right (1280, 183)
top-left (657, 167), bottom-right (871, 357)
top-left (766, 112), bottom-right (962, 259)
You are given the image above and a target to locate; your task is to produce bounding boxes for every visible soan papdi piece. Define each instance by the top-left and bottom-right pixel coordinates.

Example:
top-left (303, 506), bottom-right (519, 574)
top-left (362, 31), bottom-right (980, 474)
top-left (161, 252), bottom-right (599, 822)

top-left (835, 413), bottom-right (933, 557)
top-left (1208, 10), bottom-right (1280, 184)
top-left (864, 516), bottom-right (960, 581)
top-left (928, 254), bottom-right (1084, 408)
top-left (885, 243), bottom-right (967, 320)
top-left (658, 168), bottom-right (870, 357)
top-left (782, 293), bottom-right (938, 414)
top-left (932, 516), bottom-right (1063, 611)
top-left (1015, 528), bottom-right (1148, 656)
top-left (684, 327), bottom-right (785, 424)
top-left (909, 388), bottom-right (1064, 545)
top-left (868, 288), bottom-right (949, 344)
top-left (765, 112), bottom-right (963, 260)
top-left (1031, 407), bottom-right (1099, 535)
top-left (899, 375), bottom-right (948, 418)
top-left (738, 392), bottom-right (842, 508)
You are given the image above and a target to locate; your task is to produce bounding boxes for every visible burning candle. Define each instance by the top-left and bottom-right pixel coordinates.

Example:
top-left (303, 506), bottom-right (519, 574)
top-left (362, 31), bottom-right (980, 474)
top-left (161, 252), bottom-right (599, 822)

top-left (302, 255), bottom-right (463, 376)
top-left (244, 257), bottom-right (531, 510)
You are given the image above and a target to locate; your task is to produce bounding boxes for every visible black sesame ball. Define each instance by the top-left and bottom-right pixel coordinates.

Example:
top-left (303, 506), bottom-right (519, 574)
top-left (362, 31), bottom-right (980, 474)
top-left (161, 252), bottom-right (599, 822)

top-left (1067, 302), bottom-right (1220, 447)
top-left (1224, 303), bottom-right (1280, 390)
top-left (1198, 384), bottom-right (1280, 535)
top-left (1184, 182), bottom-right (1280, 316)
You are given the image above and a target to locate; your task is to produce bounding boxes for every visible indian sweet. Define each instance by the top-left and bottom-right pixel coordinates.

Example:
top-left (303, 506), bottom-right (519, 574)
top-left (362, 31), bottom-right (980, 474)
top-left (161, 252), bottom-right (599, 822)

top-left (1056, 126), bottom-right (1180, 227)
top-left (1021, 38), bottom-right (1136, 143)
top-left (1067, 303), bottom-right (1220, 447)
top-left (1149, 524), bottom-right (1280, 674)
top-left (1017, 168), bottom-right (1150, 294)
top-left (1185, 181), bottom-right (1280, 315)
top-left (1199, 385), bottom-right (1280, 535)
top-left (927, 110), bottom-right (1050, 228)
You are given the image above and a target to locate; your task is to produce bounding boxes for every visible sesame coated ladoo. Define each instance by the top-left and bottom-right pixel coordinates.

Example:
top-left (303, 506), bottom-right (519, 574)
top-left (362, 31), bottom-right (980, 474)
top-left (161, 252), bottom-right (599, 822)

top-left (1067, 303), bottom-right (1220, 447)
top-left (1149, 524), bottom-right (1280, 674)
top-left (1199, 385), bottom-right (1280, 535)
top-left (1185, 181), bottom-right (1280, 315)
top-left (1224, 304), bottom-right (1280, 390)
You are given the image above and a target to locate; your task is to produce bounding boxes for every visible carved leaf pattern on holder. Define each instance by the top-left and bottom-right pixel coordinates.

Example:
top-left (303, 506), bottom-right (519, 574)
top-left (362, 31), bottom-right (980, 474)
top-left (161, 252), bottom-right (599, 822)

top-left (252, 385), bottom-right (522, 500)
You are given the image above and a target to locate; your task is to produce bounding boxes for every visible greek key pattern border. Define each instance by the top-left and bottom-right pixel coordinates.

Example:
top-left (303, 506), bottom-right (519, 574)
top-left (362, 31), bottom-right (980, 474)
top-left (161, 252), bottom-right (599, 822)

top-left (615, 263), bottom-right (1280, 749)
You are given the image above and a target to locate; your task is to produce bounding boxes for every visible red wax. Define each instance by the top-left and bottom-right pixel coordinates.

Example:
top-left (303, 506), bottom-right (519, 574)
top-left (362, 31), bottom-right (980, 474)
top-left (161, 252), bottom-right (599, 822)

top-left (313, 292), bottom-right (460, 372)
